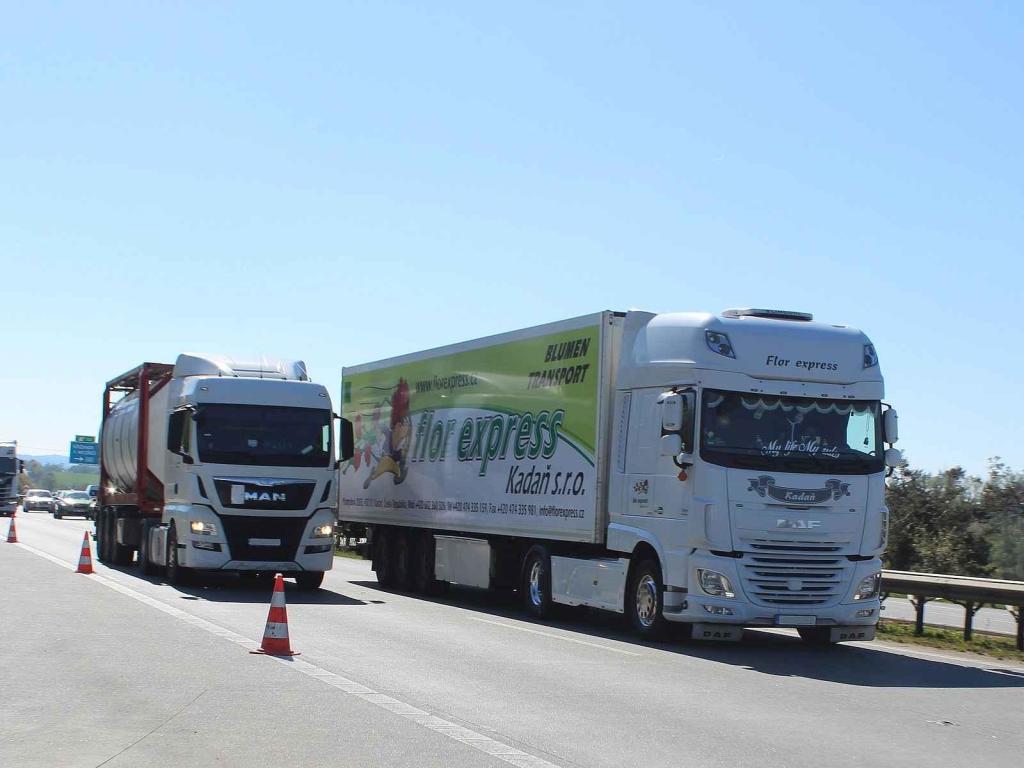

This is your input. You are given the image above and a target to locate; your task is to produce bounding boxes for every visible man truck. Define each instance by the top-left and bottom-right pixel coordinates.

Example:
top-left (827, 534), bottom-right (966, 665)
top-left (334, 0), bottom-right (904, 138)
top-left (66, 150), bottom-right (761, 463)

top-left (0, 441), bottom-right (21, 517)
top-left (97, 354), bottom-right (351, 589)
top-left (337, 309), bottom-right (901, 642)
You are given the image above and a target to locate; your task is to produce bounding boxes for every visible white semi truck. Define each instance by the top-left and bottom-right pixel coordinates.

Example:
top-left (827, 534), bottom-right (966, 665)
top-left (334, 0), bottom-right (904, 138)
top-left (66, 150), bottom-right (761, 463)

top-left (0, 441), bottom-right (21, 517)
top-left (338, 309), bottom-right (900, 642)
top-left (97, 354), bottom-right (352, 589)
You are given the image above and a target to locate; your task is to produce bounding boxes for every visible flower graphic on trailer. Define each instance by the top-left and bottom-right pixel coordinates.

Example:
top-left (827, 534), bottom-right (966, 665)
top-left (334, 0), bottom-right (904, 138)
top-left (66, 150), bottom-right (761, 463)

top-left (342, 380), bottom-right (413, 489)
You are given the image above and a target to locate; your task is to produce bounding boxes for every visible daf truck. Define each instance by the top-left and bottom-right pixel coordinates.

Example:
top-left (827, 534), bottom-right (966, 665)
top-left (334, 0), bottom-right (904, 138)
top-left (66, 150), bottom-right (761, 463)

top-left (0, 441), bottom-right (21, 517)
top-left (97, 354), bottom-right (352, 590)
top-left (338, 309), bottom-right (901, 642)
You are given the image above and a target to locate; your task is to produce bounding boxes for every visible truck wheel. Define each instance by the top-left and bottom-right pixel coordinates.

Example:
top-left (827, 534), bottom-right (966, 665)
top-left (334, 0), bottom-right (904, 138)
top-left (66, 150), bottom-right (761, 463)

top-left (374, 528), bottom-right (397, 589)
top-left (522, 546), bottom-right (553, 619)
top-left (627, 559), bottom-right (666, 639)
top-left (393, 530), bottom-right (414, 590)
top-left (296, 572), bottom-right (324, 591)
top-left (797, 627), bottom-right (836, 645)
top-left (165, 524), bottom-right (191, 586)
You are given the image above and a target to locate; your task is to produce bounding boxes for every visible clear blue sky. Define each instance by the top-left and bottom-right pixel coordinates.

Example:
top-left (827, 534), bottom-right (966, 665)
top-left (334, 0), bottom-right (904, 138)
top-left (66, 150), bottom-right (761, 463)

top-left (3, 2), bottom-right (1021, 475)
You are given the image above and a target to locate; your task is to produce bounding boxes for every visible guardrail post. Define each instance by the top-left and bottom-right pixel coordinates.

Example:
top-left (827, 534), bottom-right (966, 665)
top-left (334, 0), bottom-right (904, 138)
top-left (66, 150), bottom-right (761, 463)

top-left (1011, 605), bottom-right (1023, 651)
top-left (953, 600), bottom-right (981, 641)
top-left (909, 595), bottom-right (931, 636)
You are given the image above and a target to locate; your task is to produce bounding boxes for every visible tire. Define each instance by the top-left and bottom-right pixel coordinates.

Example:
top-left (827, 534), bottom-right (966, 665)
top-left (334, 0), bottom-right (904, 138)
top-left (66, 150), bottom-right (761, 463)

top-left (393, 529), bottom-right (413, 591)
top-left (296, 572), bottom-right (325, 591)
top-left (412, 530), bottom-right (446, 596)
top-left (797, 627), bottom-right (836, 645)
top-left (627, 558), bottom-right (667, 639)
top-left (521, 545), bottom-right (553, 619)
top-left (165, 524), bottom-right (190, 586)
top-left (53, 509), bottom-right (61, 520)
top-left (111, 514), bottom-right (133, 567)
top-left (97, 509), bottom-right (111, 564)
top-left (137, 522), bottom-right (155, 576)
top-left (374, 528), bottom-right (397, 588)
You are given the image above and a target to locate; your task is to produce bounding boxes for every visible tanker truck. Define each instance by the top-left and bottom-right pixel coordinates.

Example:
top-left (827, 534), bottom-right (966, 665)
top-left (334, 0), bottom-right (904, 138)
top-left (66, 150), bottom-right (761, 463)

top-left (97, 354), bottom-right (353, 589)
top-left (338, 309), bottom-right (901, 642)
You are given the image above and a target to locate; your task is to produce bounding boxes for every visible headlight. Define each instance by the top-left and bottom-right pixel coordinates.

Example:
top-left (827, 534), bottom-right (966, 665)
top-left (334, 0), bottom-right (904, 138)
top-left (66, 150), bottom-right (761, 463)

top-left (705, 330), bottom-right (736, 359)
top-left (312, 523), bottom-right (334, 538)
top-left (697, 569), bottom-right (736, 598)
top-left (190, 520), bottom-right (217, 536)
top-left (853, 572), bottom-right (881, 601)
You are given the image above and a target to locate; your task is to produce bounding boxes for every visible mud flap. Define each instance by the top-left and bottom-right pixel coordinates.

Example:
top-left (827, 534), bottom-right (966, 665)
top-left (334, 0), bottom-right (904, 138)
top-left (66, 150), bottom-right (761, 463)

top-left (691, 623), bottom-right (743, 642)
top-left (830, 625), bottom-right (876, 642)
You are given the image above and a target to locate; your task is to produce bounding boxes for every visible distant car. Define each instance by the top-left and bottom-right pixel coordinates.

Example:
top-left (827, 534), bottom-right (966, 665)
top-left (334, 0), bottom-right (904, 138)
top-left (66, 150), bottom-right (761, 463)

top-left (55, 490), bottom-right (95, 520)
top-left (85, 484), bottom-right (100, 499)
top-left (23, 489), bottom-right (56, 513)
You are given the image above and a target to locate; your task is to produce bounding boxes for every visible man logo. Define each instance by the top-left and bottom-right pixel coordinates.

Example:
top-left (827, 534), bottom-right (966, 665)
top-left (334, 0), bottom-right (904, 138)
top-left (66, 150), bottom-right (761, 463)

top-left (245, 491), bottom-right (287, 503)
top-left (776, 518), bottom-right (822, 529)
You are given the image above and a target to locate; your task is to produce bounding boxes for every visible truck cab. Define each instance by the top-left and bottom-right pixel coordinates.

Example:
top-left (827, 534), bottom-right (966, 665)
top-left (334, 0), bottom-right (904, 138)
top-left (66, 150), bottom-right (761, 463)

top-left (607, 309), bottom-right (899, 642)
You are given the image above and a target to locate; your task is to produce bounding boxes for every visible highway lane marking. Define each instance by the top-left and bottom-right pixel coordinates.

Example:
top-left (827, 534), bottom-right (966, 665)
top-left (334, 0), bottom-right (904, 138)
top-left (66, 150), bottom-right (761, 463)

top-left (470, 617), bottom-right (641, 656)
top-left (14, 541), bottom-right (564, 768)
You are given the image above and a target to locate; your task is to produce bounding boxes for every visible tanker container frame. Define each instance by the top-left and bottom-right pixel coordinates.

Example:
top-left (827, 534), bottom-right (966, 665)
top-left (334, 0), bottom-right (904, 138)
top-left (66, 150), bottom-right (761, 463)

top-left (338, 309), bottom-right (901, 643)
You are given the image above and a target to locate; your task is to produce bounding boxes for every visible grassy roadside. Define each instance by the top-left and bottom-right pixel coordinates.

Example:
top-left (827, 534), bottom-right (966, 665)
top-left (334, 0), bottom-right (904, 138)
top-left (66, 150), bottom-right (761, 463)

top-left (877, 619), bottom-right (1024, 662)
top-left (334, 545), bottom-right (365, 560)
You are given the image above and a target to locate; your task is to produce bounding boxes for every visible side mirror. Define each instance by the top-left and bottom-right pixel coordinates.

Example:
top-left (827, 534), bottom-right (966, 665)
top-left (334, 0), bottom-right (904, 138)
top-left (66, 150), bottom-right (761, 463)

top-left (659, 434), bottom-right (682, 457)
top-left (659, 393), bottom-right (684, 432)
top-left (883, 408), bottom-right (899, 444)
top-left (338, 418), bottom-right (354, 462)
top-left (176, 449), bottom-right (194, 465)
top-left (884, 447), bottom-right (903, 468)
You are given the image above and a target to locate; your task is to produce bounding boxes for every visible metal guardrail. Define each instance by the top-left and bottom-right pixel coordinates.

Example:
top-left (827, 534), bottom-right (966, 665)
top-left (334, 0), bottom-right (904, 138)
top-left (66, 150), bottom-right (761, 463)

top-left (881, 569), bottom-right (1024, 649)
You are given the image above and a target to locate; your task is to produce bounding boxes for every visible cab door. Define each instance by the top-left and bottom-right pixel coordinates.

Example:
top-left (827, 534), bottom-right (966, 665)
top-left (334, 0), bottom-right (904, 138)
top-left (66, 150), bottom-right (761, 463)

top-left (622, 388), bottom-right (693, 519)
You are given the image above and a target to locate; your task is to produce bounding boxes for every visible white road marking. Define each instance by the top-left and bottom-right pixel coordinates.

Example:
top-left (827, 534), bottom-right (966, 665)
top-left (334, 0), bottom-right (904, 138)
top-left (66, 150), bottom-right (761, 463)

top-left (13, 541), bottom-right (564, 768)
top-left (471, 617), bottom-right (641, 657)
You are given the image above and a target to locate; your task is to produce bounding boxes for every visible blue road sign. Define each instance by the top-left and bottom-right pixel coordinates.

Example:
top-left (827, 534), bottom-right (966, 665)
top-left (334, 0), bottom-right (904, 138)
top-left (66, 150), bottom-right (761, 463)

top-left (69, 441), bottom-right (99, 465)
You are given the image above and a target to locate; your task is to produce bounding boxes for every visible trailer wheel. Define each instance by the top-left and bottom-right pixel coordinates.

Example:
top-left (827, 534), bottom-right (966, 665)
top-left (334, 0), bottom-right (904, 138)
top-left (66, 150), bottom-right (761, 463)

top-left (522, 545), bottom-right (553, 619)
top-left (412, 530), bottom-right (446, 596)
top-left (137, 521), bottom-right (155, 576)
top-left (296, 572), bottom-right (324, 591)
top-left (97, 508), bottom-right (112, 564)
top-left (165, 524), bottom-right (190, 586)
top-left (111, 514), bottom-right (133, 567)
top-left (393, 529), bottom-right (414, 590)
top-left (374, 528), bottom-right (397, 588)
top-left (627, 559), bottom-right (666, 639)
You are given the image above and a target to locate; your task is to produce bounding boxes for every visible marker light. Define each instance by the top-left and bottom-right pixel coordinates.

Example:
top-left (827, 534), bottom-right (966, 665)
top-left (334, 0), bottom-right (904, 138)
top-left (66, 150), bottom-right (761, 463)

top-left (863, 344), bottom-right (879, 369)
top-left (705, 330), bottom-right (736, 359)
top-left (190, 520), bottom-right (217, 536)
top-left (312, 524), bottom-right (334, 538)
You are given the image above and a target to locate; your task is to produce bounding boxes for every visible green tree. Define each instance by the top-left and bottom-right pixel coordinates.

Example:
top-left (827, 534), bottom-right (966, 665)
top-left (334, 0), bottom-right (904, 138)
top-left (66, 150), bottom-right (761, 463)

top-left (980, 460), bottom-right (1024, 581)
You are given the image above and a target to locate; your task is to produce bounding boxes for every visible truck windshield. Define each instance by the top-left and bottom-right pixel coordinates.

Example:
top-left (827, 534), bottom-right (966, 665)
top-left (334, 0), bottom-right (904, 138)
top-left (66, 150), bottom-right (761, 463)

top-left (700, 389), bottom-right (883, 475)
top-left (195, 404), bottom-right (332, 468)
top-left (0, 457), bottom-right (15, 474)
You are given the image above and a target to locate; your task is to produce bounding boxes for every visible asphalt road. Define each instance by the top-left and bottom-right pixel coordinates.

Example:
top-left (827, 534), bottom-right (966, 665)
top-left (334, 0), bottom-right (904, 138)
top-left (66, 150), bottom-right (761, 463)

top-left (4, 511), bottom-right (1024, 768)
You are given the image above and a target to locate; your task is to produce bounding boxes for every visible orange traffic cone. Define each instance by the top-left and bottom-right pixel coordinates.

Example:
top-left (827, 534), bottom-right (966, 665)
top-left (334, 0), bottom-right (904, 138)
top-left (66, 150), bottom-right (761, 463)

top-left (6, 518), bottom-right (16, 543)
top-left (251, 574), bottom-right (299, 656)
top-left (76, 531), bottom-right (94, 574)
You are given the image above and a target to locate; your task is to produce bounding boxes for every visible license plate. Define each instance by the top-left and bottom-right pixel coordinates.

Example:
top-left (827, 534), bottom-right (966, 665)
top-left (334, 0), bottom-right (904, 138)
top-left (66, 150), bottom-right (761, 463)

top-left (777, 615), bottom-right (816, 626)
top-left (248, 538), bottom-right (281, 546)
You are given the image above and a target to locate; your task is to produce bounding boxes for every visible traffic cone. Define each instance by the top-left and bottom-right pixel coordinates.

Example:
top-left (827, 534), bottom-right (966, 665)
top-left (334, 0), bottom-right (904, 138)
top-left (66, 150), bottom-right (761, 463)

top-left (6, 518), bottom-right (16, 543)
top-left (76, 531), bottom-right (94, 574)
top-left (251, 574), bottom-right (299, 656)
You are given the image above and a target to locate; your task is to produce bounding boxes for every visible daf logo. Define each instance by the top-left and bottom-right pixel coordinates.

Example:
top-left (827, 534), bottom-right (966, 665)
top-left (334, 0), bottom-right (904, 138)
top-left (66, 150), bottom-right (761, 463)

top-left (776, 518), bottom-right (822, 529)
top-left (245, 491), bottom-right (287, 503)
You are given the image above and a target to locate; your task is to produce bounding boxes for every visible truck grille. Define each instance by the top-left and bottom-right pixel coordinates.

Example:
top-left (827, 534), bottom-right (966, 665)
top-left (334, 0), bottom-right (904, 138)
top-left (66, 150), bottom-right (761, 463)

top-left (741, 550), bottom-right (847, 607)
top-left (219, 515), bottom-right (308, 562)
